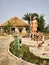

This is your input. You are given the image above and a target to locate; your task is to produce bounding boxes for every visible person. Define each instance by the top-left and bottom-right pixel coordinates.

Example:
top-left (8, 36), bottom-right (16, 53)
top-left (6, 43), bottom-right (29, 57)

top-left (31, 16), bottom-right (38, 40)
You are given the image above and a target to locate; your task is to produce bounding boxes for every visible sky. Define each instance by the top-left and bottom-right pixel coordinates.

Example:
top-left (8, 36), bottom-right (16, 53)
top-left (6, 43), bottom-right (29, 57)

top-left (0, 0), bottom-right (49, 25)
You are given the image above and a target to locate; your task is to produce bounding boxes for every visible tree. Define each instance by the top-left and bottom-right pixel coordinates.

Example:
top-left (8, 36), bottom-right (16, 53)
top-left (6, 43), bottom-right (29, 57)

top-left (37, 15), bottom-right (45, 31)
top-left (31, 13), bottom-right (39, 19)
top-left (22, 13), bottom-right (30, 24)
top-left (3, 21), bottom-right (13, 32)
top-left (22, 13), bottom-right (39, 24)
top-left (22, 13), bottom-right (45, 31)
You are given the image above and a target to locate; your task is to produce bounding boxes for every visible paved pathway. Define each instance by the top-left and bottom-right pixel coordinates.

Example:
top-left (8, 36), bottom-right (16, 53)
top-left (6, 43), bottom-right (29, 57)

top-left (0, 35), bottom-right (18, 65)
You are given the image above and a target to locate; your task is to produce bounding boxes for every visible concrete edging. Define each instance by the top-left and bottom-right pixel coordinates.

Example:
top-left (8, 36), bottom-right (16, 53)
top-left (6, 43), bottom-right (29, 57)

top-left (8, 41), bottom-right (36, 65)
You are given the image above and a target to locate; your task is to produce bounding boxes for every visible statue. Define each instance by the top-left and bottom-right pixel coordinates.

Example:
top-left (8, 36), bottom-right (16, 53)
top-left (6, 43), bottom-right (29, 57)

top-left (31, 16), bottom-right (38, 40)
top-left (31, 16), bottom-right (44, 42)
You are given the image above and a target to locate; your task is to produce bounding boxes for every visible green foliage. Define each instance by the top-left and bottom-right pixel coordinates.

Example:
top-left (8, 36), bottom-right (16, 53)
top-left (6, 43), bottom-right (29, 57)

top-left (31, 13), bottom-right (39, 19)
top-left (22, 13), bottom-right (31, 24)
top-left (22, 13), bottom-right (45, 31)
top-left (9, 36), bottom-right (22, 57)
top-left (3, 21), bottom-right (13, 32)
top-left (38, 15), bottom-right (45, 31)
top-left (22, 13), bottom-right (39, 24)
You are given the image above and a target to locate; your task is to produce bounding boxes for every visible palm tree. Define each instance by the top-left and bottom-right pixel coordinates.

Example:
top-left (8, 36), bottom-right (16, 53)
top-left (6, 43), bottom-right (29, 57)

top-left (31, 13), bottom-right (39, 19)
top-left (22, 13), bottom-right (31, 24)
top-left (22, 13), bottom-right (45, 31)
top-left (22, 13), bottom-right (39, 24)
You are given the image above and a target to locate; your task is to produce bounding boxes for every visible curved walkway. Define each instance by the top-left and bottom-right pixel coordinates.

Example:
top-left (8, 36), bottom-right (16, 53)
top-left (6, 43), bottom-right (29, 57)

top-left (0, 35), bottom-right (18, 65)
top-left (0, 35), bottom-right (36, 65)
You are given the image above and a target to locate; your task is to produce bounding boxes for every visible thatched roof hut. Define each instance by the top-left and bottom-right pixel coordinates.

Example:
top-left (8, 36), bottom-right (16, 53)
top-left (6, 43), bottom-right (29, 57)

top-left (0, 17), bottom-right (29, 27)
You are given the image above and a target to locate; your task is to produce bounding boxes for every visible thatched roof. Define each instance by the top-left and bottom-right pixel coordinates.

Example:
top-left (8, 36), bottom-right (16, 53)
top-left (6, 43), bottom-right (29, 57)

top-left (0, 17), bottom-right (29, 27)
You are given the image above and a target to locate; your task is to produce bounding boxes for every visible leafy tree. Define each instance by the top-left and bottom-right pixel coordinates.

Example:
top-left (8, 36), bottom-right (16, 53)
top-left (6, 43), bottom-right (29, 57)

top-left (37, 15), bottom-right (45, 31)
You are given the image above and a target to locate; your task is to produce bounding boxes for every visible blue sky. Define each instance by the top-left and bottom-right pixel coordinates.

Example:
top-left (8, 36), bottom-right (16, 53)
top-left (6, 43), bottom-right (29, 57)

top-left (0, 0), bottom-right (49, 25)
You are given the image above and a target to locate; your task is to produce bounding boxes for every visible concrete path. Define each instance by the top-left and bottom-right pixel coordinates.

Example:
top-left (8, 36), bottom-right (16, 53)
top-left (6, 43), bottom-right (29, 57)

top-left (0, 35), bottom-right (18, 65)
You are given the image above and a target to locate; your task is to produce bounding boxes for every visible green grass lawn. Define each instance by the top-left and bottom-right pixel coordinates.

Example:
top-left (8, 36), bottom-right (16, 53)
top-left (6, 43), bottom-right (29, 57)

top-left (9, 36), bottom-right (49, 65)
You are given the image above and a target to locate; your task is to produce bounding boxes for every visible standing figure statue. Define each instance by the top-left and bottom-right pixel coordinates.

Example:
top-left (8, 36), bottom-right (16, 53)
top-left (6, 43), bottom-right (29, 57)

top-left (31, 16), bottom-right (38, 40)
